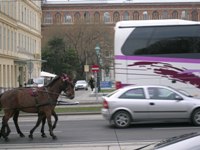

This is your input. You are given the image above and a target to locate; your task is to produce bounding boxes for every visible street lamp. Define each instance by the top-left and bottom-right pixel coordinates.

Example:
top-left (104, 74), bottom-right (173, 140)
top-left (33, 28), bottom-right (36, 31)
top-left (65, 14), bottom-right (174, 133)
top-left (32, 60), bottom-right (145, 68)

top-left (95, 43), bottom-right (101, 92)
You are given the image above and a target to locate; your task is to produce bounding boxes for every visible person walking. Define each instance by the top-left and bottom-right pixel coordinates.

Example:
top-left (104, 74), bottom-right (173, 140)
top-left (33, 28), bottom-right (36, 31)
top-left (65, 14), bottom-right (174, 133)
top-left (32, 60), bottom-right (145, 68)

top-left (89, 77), bottom-right (95, 92)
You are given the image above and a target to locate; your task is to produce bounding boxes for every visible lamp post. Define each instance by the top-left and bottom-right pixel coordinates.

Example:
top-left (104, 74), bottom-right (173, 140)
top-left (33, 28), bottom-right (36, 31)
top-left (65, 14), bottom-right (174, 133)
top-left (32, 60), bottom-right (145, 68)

top-left (95, 44), bottom-right (101, 92)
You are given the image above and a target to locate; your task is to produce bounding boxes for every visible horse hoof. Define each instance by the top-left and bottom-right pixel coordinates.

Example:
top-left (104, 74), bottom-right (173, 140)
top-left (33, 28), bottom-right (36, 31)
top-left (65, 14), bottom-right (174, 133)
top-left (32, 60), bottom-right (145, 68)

top-left (52, 135), bottom-right (57, 140)
top-left (20, 134), bottom-right (25, 138)
top-left (4, 137), bottom-right (9, 142)
top-left (41, 134), bottom-right (47, 138)
top-left (28, 135), bottom-right (33, 139)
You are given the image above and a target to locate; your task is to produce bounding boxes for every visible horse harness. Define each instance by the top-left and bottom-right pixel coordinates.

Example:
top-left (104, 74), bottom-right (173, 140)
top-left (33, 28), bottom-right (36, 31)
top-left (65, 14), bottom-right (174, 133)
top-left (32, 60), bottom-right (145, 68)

top-left (28, 87), bottom-right (57, 111)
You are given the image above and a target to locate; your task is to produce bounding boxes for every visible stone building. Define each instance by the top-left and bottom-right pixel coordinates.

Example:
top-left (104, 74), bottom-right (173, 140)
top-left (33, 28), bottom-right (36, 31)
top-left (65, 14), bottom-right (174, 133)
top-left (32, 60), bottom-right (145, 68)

top-left (41, 0), bottom-right (200, 82)
top-left (42, 0), bottom-right (200, 26)
top-left (0, 0), bottom-right (42, 90)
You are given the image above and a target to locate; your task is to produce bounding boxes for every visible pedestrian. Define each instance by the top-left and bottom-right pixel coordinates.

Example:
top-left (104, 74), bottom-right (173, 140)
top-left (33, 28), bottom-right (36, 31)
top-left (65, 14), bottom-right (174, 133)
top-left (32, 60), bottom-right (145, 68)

top-left (89, 77), bottom-right (95, 92)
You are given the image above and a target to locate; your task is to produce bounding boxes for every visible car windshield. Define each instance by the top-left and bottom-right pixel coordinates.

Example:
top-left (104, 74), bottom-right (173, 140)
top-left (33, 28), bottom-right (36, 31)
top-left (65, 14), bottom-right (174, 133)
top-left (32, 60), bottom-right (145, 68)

top-left (33, 78), bottom-right (44, 84)
top-left (135, 132), bottom-right (200, 150)
top-left (105, 89), bottom-right (120, 97)
top-left (155, 132), bottom-right (200, 149)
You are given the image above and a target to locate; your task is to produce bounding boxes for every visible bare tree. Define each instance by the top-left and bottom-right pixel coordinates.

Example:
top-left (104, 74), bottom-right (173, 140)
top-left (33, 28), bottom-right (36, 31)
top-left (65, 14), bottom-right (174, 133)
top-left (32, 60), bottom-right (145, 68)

top-left (42, 21), bottom-right (114, 78)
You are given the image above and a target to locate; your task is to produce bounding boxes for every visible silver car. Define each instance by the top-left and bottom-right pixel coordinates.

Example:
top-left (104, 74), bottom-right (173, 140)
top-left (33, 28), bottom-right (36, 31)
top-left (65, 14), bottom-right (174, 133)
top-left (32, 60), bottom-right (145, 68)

top-left (74, 80), bottom-right (88, 91)
top-left (101, 85), bottom-right (200, 128)
top-left (136, 132), bottom-right (200, 150)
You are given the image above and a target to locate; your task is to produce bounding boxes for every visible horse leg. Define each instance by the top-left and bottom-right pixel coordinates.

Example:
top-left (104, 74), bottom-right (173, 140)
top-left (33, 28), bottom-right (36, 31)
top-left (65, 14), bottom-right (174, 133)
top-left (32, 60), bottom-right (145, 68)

top-left (41, 116), bottom-right (47, 138)
top-left (1, 114), bottom-right (12, 141)
top-left (52, 110), bottom-right (58, 130)
top-left (13, 110), bottom-right (25, 137)
top-left (29, 113), bottom-right (43, 139)
top-left (46, 112), bottom-right (56, 140)
top-left (40, 111), bottom-right (57, 138)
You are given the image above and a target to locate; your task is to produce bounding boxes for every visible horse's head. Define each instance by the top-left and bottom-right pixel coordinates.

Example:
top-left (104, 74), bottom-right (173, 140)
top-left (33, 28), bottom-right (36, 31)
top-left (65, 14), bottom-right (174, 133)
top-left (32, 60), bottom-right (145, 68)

top-left (60, 74), bottom-right (75, 99)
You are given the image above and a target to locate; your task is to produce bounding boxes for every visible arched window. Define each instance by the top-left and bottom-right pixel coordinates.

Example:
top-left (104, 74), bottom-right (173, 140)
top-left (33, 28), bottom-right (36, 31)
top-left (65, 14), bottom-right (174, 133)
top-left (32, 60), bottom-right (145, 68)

top-left (143, 11), bottom-right (149, 20)
top-left (181, 10), bottom-right (189, 20)
top-left (84, 11), bottom-right (90, 23)
top-left (172, 10), bottom-right (178, 19)
top-left (94, 11), bottom-right (100, 23)
top-left (152, 11), bottom-right (159, 19)
top-left (44, 12), bottom-right (52, 24)
top-left (64, 12), bottom-right (72, 24)
top-left (191, 10), bottom-right (198, 21)
top-left (104, 12), bottom-right (111, 23)
top-left (74, 12), bottom-right (81, 23)
top-left (123, 11), bottom-right (129, 20)
top-left (55, 12), bottom-right (61, 24)
top-left (162, 10), bottom-right (168, 19)
top-left (113, 11), bottom-right (120, 23)
top-left (133, 11), bottom-right (139, 20)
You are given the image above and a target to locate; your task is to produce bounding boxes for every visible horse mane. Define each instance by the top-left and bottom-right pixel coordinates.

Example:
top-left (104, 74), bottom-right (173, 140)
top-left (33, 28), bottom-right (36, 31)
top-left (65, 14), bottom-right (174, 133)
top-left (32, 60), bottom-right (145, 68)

top-left (45, 76), bottom-right (60, 87)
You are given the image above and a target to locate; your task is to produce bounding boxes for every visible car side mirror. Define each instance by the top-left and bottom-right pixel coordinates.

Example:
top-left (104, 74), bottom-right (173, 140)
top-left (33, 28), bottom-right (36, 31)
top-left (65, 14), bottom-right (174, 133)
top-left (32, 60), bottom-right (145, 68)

top-left (175, 95), bottom-right (183, 101)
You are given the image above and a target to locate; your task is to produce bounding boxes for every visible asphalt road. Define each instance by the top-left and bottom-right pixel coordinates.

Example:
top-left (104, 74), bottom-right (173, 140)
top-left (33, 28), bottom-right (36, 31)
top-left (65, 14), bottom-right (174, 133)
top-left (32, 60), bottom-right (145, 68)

top-left (0, 114), bottom-right (200, 149)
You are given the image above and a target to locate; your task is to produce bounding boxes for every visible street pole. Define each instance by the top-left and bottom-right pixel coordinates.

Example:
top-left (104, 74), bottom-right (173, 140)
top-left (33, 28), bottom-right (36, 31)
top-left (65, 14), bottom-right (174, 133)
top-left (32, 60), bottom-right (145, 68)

top-left (94, 72), bottom-right (98, 101)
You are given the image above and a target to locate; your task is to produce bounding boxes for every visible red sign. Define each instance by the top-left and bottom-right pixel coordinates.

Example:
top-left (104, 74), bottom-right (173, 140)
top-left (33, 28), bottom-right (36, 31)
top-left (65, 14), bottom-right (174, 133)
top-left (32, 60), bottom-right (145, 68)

top-left (91, 64), bottom-right (99, 72)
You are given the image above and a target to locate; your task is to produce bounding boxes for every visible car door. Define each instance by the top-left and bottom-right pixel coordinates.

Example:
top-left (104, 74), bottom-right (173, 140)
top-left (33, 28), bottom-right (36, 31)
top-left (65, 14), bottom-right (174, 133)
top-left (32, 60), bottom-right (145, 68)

top-left (118, 88), bottom-right (150, 120)
top-left (146, 87), bottom-right (188, 119)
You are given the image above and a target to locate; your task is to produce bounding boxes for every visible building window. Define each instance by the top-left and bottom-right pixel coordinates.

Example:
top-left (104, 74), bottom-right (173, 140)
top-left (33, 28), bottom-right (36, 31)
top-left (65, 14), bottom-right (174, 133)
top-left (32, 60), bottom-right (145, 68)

top-left (94, 11), bottom-right (100, 23)
top-left (44, 12), bottom-right (52, 24)
top-left (152, 11), bottom-right (159, 19)
top-left (162, 10), bottom-right (168, 19)
top-left (181, 10), bottom-right (189, 20)
top-left (3, 27), bottom-right (6, 50)
top-left (113, 11), bottom-right (120, 23)
top-left (104, 12), bottom-right (111, 23)
top-left (84, 11), bottom-right (90, 23)
top-left (55, 12), bottom-right (61, 24)
top-left (192, 10), bottom-right (198, 21)
top-left (123, 11), bottom-right (129, 20)
top-left (133, 11), bottom-right (139, 20)
top-left (64, 13), bottom-right (72, 24)
top-left (143, 11), bottom-right (149, 20)
top-left (74, 12), bottom-right (81, 23)
top-left (172, 10), bottom-right (178, 19)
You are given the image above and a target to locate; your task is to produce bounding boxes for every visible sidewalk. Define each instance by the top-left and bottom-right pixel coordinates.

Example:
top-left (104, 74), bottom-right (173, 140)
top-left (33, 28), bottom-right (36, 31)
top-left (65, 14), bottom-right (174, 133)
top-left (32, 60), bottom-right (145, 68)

top-left (1, 142), bottom-right (156, 150)
top-left (0, 142), bottom-right (156, 150)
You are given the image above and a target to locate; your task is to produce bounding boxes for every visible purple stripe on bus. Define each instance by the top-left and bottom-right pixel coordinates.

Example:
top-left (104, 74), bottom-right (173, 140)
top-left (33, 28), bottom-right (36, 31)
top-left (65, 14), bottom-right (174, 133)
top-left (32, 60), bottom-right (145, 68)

top-left (115, 55), bottom-right (200, 63)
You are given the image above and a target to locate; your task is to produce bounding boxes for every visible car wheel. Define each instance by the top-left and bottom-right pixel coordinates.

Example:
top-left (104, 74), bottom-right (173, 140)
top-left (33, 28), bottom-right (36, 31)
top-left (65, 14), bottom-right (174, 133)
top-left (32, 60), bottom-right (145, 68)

top-left (113, 111), bottom-right (131, 128)
top-left (191, 109), bottom-right (200, 126)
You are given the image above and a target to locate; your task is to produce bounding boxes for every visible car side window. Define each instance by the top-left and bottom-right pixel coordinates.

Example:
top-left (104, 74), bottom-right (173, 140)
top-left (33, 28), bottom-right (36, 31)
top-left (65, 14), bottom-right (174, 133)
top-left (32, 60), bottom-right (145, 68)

top-left (119, 88), bottom-right (145, 99)
top-left (148, 87), bottom-right (181, 100)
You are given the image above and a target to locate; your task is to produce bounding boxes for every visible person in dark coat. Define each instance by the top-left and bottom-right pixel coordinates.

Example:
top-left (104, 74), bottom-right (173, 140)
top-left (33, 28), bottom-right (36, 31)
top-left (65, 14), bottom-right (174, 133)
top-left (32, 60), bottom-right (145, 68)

top-left (89, 77), bottom-right (95, 91)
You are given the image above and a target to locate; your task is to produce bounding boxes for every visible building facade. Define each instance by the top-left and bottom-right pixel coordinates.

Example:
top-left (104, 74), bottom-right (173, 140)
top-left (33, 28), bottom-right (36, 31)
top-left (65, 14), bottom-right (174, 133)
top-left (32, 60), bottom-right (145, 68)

top-left (42, 0), bottom-right (200, 26)
top-left (0, 0), bottom-right (42, 90)
top-left (41, 0), bottom-right (200, 82)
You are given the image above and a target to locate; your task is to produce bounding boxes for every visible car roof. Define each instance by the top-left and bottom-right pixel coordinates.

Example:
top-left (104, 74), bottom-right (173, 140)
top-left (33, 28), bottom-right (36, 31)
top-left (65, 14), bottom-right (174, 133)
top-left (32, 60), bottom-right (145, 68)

top-left (121, 85), bottom-right (170, 89)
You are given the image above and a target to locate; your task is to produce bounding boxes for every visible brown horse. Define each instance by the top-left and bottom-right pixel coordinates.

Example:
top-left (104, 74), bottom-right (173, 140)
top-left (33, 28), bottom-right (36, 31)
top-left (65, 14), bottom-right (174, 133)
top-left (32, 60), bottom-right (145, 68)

top-left (0, 74), bottom-right (74, 140)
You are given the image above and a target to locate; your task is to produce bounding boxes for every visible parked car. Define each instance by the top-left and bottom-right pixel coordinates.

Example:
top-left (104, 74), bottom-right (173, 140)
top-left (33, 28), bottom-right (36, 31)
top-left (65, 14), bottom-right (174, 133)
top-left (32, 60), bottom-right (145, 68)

top-left (101, 85), bottom-right (200, 128)
top-left (137, 132), bottom-right (200, 150)
top-left (26, 77), bottom-right (52, 87)
top-left (74, 80), bottom-right (88, 91)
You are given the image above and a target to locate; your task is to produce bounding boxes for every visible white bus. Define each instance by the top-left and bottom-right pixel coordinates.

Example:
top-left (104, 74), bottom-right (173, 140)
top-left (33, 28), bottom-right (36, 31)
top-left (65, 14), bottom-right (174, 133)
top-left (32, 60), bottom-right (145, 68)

top-left (114, 19), bottom-right (200, 97)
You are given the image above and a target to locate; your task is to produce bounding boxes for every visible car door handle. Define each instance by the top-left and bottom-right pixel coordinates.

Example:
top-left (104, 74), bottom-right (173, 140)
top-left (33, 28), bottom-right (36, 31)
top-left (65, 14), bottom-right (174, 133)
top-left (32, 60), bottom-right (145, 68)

top-left (149, 102), bottom-right (155, 105)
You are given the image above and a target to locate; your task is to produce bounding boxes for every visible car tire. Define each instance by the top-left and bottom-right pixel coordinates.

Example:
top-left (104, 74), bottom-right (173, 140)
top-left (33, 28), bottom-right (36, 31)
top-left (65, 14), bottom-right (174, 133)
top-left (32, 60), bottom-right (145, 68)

top-left (113, 110), bottom-right (131, 128)
top-left (191, 109), bottom-right (200, 126)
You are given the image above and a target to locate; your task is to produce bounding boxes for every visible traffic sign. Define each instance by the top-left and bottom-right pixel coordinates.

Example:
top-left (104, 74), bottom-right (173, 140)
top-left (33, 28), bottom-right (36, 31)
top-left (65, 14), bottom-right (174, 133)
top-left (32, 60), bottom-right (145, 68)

top-left (91, 64), bottom-right (99, 72)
